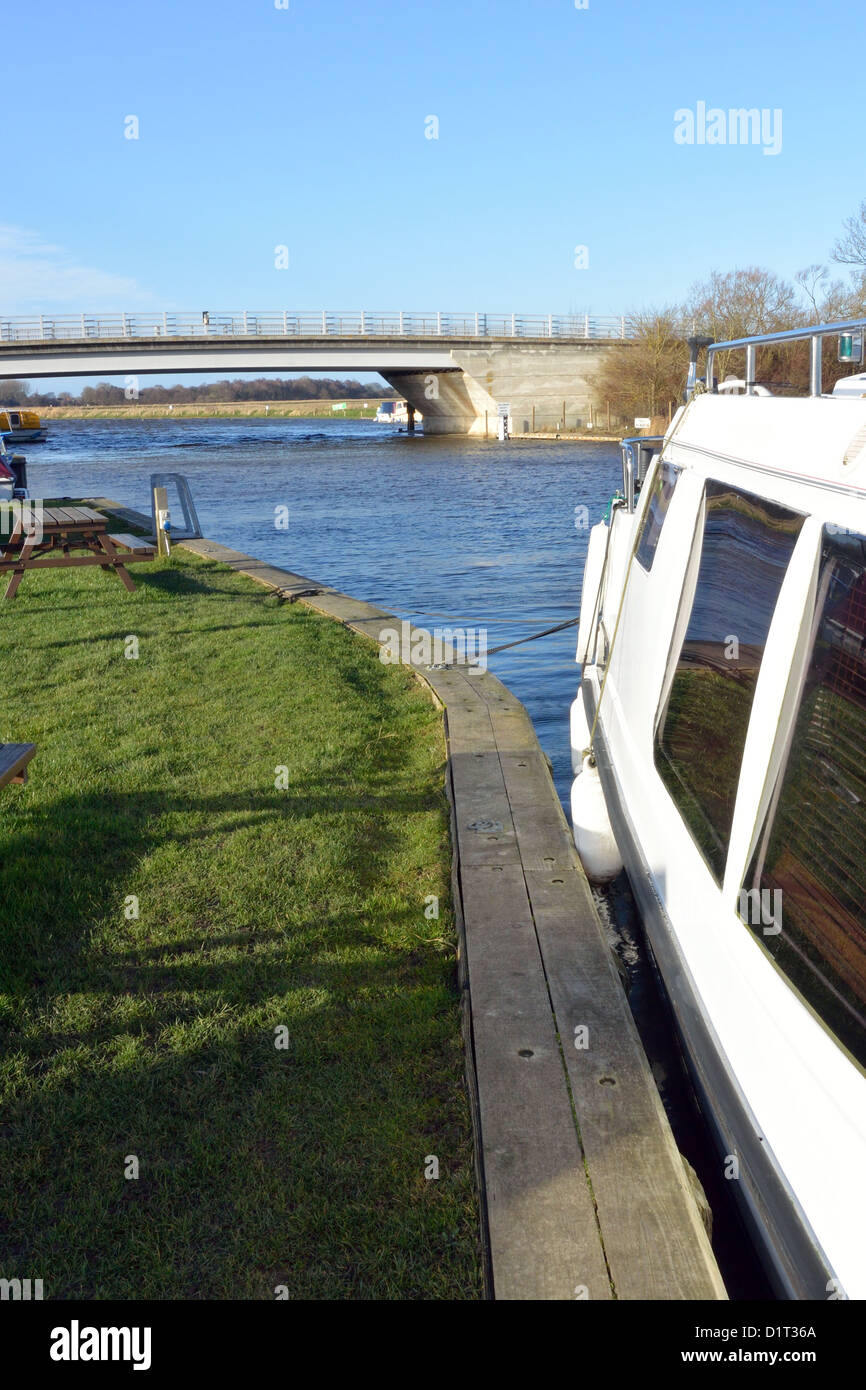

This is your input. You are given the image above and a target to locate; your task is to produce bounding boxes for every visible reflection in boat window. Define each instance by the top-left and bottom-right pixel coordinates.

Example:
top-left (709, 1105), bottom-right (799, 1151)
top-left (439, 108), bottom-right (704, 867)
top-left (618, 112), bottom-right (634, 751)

top-left (635, 461), bottom-right (680, 572)
top-left (743, 530), bottom-right (866, 1068)
top-left (654, 483), bottom-right (804, 883)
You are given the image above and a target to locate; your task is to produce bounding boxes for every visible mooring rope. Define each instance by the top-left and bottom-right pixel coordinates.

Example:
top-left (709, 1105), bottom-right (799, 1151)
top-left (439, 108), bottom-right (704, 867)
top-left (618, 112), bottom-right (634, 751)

top-left (483, 615), bottom-right (580, 656)
top-left (376, 606), bottom-right (578, 625)
top-left (425, 614), bottom-right (580, 667)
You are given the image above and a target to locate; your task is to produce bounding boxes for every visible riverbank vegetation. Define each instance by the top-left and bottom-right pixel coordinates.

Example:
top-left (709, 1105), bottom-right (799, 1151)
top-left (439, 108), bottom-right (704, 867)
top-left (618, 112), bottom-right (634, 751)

top-left (0, 533), bottom-right (480, 1298)
top-left (0, 375), bottom-right (393, 409)
top-left (598, 199), bottom-right (866, 422)
top-left (36, 400), bottom-right (390, 421)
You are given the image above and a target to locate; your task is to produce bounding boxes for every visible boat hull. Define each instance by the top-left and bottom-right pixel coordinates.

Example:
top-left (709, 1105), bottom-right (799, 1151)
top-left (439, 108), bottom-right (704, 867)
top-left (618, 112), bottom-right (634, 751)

top-left (2, 429), bottom-right (45, 443)
top-left (582, 679), bottom-right (838, 1299)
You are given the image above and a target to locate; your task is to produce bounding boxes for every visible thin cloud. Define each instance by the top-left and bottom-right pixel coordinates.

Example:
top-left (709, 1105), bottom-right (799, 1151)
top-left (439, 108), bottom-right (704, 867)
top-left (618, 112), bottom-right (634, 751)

top-left (0, 225), bottom-right (154, 312)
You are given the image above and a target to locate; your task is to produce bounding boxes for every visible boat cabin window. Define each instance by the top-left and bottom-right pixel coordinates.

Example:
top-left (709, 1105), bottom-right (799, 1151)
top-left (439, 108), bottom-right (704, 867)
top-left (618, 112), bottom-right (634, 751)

top-left (654, 482), bottom-right (804, 883)
top-left (741, 528), bottom-right (866, 1068)
top-left (635, 461), bottom-right (680, 572)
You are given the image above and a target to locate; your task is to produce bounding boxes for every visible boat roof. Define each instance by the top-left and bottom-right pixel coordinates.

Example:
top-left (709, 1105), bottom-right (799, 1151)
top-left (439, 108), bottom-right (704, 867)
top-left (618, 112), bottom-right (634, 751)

top-left (664, 318), bottom-right (866, 494)
top-left (667, 392), bottom-right (866, 495)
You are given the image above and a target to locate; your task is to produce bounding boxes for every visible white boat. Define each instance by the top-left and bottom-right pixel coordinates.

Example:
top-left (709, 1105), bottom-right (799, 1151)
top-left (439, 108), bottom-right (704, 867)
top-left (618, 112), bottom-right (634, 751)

top-left (374, 400), bottom-right (421, 425)
top-left (571, 320), bottom-right (866, 1300)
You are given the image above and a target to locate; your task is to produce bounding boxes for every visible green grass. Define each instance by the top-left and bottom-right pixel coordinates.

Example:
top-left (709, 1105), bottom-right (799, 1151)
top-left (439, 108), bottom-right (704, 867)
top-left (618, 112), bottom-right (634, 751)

top-left (0, 537), bottom-right (481, 1299)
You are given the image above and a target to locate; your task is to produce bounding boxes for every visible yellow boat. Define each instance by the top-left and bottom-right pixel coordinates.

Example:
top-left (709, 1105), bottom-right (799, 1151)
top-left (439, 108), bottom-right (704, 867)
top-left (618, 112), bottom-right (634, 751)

top-left (0, 408), bottom-right (46, 442)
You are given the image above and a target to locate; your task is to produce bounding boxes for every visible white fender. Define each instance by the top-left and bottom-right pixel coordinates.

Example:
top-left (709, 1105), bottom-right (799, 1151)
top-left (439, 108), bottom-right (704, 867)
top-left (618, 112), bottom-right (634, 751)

top-left (576, 521), bottom-right (609, 665)
top-left (570, 755), bottom-right (623, 883)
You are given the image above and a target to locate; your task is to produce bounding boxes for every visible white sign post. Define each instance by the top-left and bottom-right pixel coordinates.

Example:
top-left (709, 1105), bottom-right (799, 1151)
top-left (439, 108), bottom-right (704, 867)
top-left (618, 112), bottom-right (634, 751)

top-left (497, 402), bottom-right (510, 441)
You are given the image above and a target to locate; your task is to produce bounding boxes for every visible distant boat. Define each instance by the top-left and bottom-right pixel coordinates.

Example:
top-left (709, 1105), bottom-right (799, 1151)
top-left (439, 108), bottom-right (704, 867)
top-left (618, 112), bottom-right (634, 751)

top-left (0, 409), bottom-right (46, 443)
top-left (375, 400), bottom-right (421, 425)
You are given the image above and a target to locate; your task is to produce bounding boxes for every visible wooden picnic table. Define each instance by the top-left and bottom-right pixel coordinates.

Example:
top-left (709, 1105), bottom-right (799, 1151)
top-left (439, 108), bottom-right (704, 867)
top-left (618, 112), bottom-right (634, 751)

top-left (0, 505), bottom-right (155, 600)
top-left (0, 742), bottom-right (36, 789)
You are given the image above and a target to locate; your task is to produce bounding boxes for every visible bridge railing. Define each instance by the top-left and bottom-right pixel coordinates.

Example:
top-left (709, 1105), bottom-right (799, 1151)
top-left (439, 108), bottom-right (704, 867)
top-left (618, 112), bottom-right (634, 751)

top-left (0, 311), bottom-right (631, 342)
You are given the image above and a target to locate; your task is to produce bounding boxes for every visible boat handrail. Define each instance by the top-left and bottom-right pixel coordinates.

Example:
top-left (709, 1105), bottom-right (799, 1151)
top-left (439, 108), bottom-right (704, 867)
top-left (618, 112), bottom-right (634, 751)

top-left (706, 317), bottom-right (866, 397)
top-left (620, 435), bottom-right (665, 512)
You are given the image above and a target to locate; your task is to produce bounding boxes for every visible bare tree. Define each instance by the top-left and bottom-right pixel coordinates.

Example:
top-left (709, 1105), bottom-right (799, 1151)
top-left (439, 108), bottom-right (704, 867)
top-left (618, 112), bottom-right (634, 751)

top-left (797, 263), bottom-right (866, 321)
top-left (796, 264), bottom-right (831, 319)
top-left (832, 200), bottom-right (866, 269)
top-left (594, 308), bottom-right (687, 422)
top-left (594, 254), bottom-right (866, 421)
top-left (0, 379), bottom-right (32, 406)
top-left (682, 267), bottom-right (806, 386)
top-left (685, 266), bottom-right (801, 342)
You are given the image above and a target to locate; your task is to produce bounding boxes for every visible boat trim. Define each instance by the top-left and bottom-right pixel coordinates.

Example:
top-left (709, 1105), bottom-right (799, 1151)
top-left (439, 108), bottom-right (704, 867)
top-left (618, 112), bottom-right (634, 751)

top-left (668, 436), bottom-right (866, 501)
top-left (582, 676), bottom-right (842, 1300)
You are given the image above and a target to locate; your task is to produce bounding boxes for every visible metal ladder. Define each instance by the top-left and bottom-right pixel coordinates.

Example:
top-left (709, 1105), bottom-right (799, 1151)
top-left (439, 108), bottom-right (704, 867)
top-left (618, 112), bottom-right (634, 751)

top-left (149, 473), bottom-right (202, 541)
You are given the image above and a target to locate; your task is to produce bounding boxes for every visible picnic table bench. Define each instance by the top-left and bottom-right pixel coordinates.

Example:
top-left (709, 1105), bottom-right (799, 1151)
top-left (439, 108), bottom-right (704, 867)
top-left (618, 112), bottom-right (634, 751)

top-left (0, 743), bottom-right (36, 789)
top-left (0, 506), bottom-right (155, 600)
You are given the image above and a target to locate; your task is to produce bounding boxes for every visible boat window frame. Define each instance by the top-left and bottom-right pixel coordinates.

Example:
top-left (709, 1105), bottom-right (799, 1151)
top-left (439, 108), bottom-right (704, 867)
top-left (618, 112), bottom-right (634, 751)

top-left (724, 518), bottom-right (825, 900)
top-left (634, 459), bottom-right (682, 573)
top-left (653, 489), bottom-right (708, 743)
top-left (732, 521), bottom-right (866, 1069)
top-left (651, 478), bottom-right (808, 885)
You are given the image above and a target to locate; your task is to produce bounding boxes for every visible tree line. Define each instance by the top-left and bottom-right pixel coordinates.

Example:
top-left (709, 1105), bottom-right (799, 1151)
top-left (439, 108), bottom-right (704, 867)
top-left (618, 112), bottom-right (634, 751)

top-left (596, 199), bottom-right (866, 419)
top-left (0, 376), bottom-right (394, 407)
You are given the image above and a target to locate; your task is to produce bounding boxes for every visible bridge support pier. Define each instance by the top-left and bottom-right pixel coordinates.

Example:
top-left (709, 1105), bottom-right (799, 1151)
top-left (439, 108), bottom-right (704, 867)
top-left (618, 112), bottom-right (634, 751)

top-left (383, 342), bottom-right (624, 435)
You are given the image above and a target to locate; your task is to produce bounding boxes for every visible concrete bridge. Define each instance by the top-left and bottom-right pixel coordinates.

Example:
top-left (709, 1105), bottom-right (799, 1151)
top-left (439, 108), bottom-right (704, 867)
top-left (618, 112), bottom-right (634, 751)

top-left (0, 310), bottom-right (634, 435)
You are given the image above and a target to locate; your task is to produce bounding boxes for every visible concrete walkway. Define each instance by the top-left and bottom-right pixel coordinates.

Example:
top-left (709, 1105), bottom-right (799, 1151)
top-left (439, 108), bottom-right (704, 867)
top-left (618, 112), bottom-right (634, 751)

top-left (88, 499), bottom-right (726, 1301)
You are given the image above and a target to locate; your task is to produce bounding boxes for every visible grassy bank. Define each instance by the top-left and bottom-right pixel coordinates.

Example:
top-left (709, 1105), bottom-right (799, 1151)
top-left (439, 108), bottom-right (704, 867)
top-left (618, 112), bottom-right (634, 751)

top-left (0, 527), bottom-right (480, 1299)
top-left (36, 400), bottom-right (394, 421)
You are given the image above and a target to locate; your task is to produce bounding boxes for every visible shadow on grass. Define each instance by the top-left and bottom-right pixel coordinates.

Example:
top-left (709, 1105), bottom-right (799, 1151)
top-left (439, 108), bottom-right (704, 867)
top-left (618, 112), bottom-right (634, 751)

top-left (129, 567), bottom-right (227, 598)
top-left (0, 779), bottom-right (478, 1299)
top-left (0, 555), bottom-right (480, 1298)
top-left (0, 774), bottom-right (436, 992)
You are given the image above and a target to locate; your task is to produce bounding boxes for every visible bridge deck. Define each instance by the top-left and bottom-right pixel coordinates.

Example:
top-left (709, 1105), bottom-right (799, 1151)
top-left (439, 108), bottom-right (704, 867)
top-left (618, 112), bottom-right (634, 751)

top-left (0, 332), bottom-right (626, 380)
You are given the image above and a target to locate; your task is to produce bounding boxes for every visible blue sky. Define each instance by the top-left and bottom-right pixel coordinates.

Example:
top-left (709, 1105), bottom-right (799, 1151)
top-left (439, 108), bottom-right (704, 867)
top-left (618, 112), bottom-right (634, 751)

top-left (4, 0), bottom-right (863, 388)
